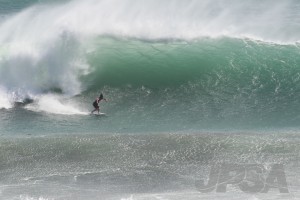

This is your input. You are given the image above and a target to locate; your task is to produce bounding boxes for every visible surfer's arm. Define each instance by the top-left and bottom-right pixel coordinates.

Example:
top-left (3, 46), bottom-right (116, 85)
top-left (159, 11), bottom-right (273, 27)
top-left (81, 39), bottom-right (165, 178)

top-left (99, 98), bottom-right (107, 102)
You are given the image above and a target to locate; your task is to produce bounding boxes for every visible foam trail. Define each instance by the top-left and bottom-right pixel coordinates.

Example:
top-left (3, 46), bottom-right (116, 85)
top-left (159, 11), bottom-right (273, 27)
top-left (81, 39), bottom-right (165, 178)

top-left (19, 195), bottom-right (52, 200)
top-left (25, 94), bottom-right (87, 115)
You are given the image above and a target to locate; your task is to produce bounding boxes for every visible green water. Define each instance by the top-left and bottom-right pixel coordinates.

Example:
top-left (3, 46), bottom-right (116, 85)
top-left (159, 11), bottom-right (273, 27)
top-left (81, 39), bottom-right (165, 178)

top-left (84, 37), bottom-right (300, 131)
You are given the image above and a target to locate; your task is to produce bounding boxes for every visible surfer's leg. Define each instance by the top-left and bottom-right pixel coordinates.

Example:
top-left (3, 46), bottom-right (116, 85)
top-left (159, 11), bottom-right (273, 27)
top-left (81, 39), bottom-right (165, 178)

top-left (91, 107), bottom-right (97, 114)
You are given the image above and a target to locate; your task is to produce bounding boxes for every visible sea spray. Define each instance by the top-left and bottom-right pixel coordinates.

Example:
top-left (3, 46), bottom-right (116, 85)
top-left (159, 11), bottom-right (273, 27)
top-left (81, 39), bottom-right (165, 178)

top-left (25, 94), bottom-right (87, 115)
top-left (0, 87), bottom-right (11, 109)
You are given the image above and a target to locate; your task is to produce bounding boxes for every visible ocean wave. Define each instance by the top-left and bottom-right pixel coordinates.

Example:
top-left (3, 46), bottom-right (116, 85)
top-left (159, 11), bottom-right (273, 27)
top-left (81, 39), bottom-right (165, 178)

top-left (0, 0), bottom-right (299, 127)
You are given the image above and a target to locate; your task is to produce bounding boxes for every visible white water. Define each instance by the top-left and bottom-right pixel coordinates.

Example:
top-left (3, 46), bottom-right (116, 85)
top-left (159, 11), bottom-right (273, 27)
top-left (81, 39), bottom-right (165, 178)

top-left (25, 94), bottom-right (87, 115)
top-left (0, 87), bottom-right (12, 109)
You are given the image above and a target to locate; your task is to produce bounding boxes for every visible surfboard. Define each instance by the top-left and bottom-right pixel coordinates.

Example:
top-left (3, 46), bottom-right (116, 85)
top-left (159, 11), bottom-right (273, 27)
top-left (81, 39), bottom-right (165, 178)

top-left (91, 112), bottom-right (106, 116)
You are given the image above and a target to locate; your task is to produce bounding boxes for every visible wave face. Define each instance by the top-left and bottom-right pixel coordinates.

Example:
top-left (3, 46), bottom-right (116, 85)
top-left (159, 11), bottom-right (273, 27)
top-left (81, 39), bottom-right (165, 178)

top-left (0, 0), bottom-right (300, 130)
top-left (82, 37), bottom-right (300, 130)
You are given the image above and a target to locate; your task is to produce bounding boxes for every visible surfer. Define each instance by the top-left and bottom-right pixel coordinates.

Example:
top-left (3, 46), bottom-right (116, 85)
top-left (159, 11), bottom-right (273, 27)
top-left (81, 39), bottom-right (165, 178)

top-left (91, 93), bottom-right (107, 114)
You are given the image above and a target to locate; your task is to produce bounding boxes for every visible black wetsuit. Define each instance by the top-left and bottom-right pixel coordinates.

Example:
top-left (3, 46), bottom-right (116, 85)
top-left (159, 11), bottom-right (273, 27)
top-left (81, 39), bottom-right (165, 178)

top-left (93, 98), bottom-right (99, 109)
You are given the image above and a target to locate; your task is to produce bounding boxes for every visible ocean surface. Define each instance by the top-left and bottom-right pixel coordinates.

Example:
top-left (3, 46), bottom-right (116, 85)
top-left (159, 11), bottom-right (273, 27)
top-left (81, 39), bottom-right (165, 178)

top-left (0, 0), bottom-right (300, 199)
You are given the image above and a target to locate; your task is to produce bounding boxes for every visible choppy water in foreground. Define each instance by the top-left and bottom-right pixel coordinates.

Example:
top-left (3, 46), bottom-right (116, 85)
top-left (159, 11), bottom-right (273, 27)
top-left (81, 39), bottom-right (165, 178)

top-left (0, 132), bottom-right (299, 200)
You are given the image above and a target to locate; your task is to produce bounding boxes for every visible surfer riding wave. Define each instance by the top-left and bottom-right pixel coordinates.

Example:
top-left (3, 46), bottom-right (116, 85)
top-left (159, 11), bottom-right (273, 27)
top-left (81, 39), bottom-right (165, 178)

top-left (91, 93), bottom-right (107, 114)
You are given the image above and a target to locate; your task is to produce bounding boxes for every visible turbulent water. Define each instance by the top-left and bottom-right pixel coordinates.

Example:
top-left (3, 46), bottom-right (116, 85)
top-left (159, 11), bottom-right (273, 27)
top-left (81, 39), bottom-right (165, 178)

top-left (0, 0), bottom-right (300, 199)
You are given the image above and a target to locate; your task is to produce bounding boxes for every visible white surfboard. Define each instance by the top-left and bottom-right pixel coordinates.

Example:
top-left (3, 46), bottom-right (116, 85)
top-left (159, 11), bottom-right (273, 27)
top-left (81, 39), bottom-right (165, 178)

top-left (91, 112), bottom-right (106, 116)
